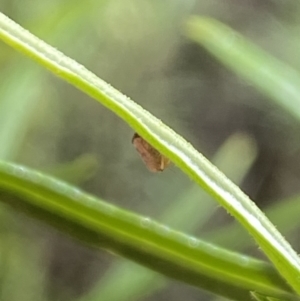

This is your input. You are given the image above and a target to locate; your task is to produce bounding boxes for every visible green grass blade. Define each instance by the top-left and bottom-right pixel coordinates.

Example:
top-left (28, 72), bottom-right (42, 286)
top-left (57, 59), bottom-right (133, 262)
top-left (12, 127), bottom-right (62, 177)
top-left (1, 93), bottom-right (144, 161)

top-left (81, 133), bottom-right (257, 301)
top-left (86, 192), bottom-right (300, 301)
top-left (185, 17), bottom-right (300, 121)
top-left (209, 194), bottom-right (300, 249)
top-left (0, 13), bottom-right (299, 293)
top-left (0, 161), bottom-right (297, 301)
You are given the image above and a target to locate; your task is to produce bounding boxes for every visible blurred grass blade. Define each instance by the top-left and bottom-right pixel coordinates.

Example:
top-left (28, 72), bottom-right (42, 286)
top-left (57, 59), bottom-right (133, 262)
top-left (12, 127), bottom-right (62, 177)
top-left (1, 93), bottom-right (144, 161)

top-left (0, 64), bottom-right (42, 160)
top-left (0, 233), bottom-right (46, 301)
top-left (0, 161), bottom-right (297, 301)
top-left (251, 292), bottom-right (284, 301)
top-left (185, 17), bottom-right (300, 121)
top-left (0, 0), bottom-right (108, 160)
top-left (44, 153), bottom-right (99, 184)
top-left (81, 133), bottom-right (257, 301)
top-left (251, 292), bottom-right (269, 301)
top-left (0, 13), bottom-right (300, 292)
top-left (251, 292), bottom-right (273, 301)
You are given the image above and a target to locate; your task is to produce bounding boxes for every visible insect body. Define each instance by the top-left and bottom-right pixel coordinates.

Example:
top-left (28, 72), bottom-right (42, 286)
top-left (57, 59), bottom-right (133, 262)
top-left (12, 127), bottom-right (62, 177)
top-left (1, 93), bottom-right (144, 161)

top-left (132, 133), bottom-right (170, 172)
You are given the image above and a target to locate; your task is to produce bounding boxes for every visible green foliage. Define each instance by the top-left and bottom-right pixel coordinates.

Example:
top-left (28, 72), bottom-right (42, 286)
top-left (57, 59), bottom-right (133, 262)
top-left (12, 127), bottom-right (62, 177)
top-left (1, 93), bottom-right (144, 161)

top-left (0, 3), bottom-right (300, 301)
top-left (186, 17), bottom-right (300, 122)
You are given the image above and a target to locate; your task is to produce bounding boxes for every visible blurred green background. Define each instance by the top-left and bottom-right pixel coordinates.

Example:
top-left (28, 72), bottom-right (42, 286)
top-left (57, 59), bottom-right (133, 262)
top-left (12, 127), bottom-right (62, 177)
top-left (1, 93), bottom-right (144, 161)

top-left (1, 0), bottom-right (300, 300)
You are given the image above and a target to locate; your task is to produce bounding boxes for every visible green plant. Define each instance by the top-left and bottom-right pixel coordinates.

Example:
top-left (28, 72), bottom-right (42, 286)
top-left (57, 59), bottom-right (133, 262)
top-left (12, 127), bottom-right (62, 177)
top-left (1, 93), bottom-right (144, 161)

top-left (0, 11), bottom-right (299, 301)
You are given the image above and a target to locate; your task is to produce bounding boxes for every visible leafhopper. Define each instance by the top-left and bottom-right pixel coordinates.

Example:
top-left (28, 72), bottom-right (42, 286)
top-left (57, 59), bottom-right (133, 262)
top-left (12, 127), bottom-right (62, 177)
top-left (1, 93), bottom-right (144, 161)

top-left (132, 133), bottom-right (170, 172)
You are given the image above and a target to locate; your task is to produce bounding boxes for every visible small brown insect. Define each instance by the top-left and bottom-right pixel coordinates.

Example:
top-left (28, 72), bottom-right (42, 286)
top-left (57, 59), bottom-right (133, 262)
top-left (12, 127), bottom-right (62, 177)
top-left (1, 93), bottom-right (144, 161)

top-left (132, 133), bottom-right (170, 172)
